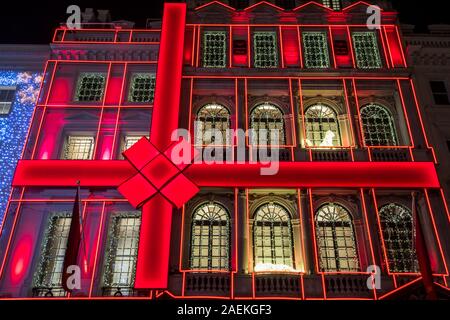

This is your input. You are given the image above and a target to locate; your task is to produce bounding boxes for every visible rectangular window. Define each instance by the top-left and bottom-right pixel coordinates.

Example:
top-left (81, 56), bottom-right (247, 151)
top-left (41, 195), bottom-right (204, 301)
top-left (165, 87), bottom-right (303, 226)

top-left (352, 32), bottom-right (382, 69)
top-left (253, 32), bottom-right (279, 68)
top-left (128, 73), bottom-right (156, 103)
top-left (75, 73), bottom-right (106, 102)
top-left (322, 0), bottom-right (341, 10)
top-left (63, 136), bottom-right (95, 160)
top-left (430, 81), bottom-right (450, 105)
top-left (0, 87), bottom-right (16, 115)
top-left (303, 32), bottom-right (330, 69)
top-left (203, 31), bottom-right (227, 68)
top-left (33, 214), bottom-right (71, 297)
top-left (102, 213), bottom-right (141, 296)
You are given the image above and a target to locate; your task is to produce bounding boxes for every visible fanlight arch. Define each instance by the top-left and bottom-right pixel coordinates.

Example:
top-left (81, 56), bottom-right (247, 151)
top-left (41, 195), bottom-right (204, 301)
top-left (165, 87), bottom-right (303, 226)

top-left (196, 103), bottom-right (231, 146)
top-left (360, 103), bottom-right (398, 146)
top-left (250, 103), bottom-right (286, 146)
top-left (304, 104), bottom-right (342, 148)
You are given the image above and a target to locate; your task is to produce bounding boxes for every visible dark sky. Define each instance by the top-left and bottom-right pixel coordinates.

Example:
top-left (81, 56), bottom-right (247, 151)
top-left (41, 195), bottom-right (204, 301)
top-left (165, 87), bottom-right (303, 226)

top-left (0, 0), bottom-right (448, 44)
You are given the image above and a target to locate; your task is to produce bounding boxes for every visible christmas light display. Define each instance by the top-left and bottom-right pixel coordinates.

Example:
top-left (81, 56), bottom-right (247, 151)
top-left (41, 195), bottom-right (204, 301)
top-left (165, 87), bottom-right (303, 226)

top-left (0, 71), bottom-right (42, 222)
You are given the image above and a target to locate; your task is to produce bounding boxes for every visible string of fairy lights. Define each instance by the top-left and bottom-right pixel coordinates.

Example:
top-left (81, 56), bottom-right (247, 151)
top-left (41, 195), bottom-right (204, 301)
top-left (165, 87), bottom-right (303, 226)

top-left (0, 71), bottom-right (42, 223)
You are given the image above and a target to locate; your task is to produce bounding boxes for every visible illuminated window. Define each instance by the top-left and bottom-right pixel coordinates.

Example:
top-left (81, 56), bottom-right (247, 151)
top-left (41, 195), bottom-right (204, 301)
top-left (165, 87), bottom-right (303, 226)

top-left (304, 104), bottom-right (341, 148)
top-left (63, 136), bottom-right (95, 160)
top-left (253, 32), bottom-right (279, 68)
top-left (0, 87), bottom-right (16, 115)
top-left (253, 203), bottom-right (294, 272)
top-left (203, 31), bottom-right (227, 68)
top-left (360, 103), bottom-right (398, 146)
top-left (322, 0), bottom-right (341, 11)
top-left (103, 213), bottom-right (141, 296)
top-left (122, 135), bottom-right (145, 152)
top-left (352, 32), bottom-right (382, 69)
top-left (195, 104), bottom-right (231, 146)
top-left (379, 204), bottom-right (418, 273)
top-left (315, 204), bottom-right (359, 272)
top-left (303, 32), bottom-right (330, 69)
top-left (128, 73), bottom-right (156, 103)
top-left (250, 103), bottom-right (286, 146)
top-left (75, 73), bottom-right (106, 102)
top-left (190, 203), bottom-right (230, 271)
top-left (33, 214), bottom-right (71, 297)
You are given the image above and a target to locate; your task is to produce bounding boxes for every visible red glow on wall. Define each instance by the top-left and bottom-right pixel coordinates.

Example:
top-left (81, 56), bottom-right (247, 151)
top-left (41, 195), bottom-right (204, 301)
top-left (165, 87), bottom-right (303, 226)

top-left (105, 76), bottom-right (124, 105)
top-left (48, 77), bottom-right (71, 104)
top-left (10, 236), bottom-right (33, 285)
top-left (281, 27), bottom-right (300, 67)
top-left (384, 26), bottom-right (406, 68)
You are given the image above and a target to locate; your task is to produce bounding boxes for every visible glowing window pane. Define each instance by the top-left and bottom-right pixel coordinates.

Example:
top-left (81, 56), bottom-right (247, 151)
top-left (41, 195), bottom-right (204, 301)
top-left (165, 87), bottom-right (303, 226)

top-left (33, 214), bottom-right (72, 297)
top-left (315, 204), bottom-right (359, 272)
top-left (75, 73), bottom-right (106, 102)
top-left (128, 73), bottom-right (156, 103)
top-left (250, 103), bottom-right (285, 146)
top-left (305, 104), bottom-right (341, 147)
top-left (63, 136), bottom-right (95, 160)
top-left (196, 104), bottom-right (231, 146)
top-left (352, 32), bottom-right (382, 69)
top-left (253, 203), bottom-right (294, 272)
top-left (190, 203), bottom-right (230, 271)
top-left (360, 103), bottom-right (398, 146)
top-left (379, 204), bottom-right (418, 273)
top-left (103, 213), bottom-right (141, 294)
top-left (203, 31), bottom-right (227, 68)
top-left (303, 32), bottom-right (330, 69)
top-left (254, 32), bottom-right (278, 68)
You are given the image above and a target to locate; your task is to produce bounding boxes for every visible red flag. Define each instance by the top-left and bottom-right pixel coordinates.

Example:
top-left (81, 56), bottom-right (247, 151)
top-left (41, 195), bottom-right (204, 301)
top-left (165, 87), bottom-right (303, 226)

top-left (413, 193), bottom-right (438, 300)
top-left (62, 185), bottom-right (82, 292)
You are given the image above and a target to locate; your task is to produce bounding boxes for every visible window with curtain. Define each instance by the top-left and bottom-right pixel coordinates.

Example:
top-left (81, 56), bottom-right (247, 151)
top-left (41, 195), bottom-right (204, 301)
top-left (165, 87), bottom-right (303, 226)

top-left (102, 213), bottom-right (141, 296)
top-left (33, 213), bottom-right (72, 297)
top-left (302, 32), bottom-right (330, 69)
top-left (352, 32), bottom-right (382, 69)
top-left (250, 103), bottom-right (286, 146)
top-left (190, 203), bottom-right (230, 271)
top-left (315, 204), bottom-right (359, 272)
top-left (379, 204), bottom-right (418, 273)
top-left (304, 104), bottom-right (341, 148)
top-left (195, 104), bottom-right (231, 146)
top-left (360, 103), bottom-right (398, 146)
top-left (253, 203), bottom-right (294, 272)
top-left (203, 31), bottom-right (227, 68)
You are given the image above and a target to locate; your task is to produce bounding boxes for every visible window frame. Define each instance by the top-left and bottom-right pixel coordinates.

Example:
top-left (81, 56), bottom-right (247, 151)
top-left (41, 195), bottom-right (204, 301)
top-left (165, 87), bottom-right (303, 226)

top-left (62, 135), bottom-right (95, 160)
top-left (315, 203), bottom-right (360, 273)
top-left (74, 72), bottom-right (107, 103)
top-left (189, 202), bottom-right (231, 271)
top-left (304, 104), bottom-right (342, 148)
top-left (302, 31), bottom-right (331, 69)
top-left (127, 73), bottom-right (156, 104)
top-left (101, 212), bottom-right (142, 295)
top-left (360, 103), bottom-right (399, 147)
top-left (202, 31), bottom-right (228, 68)
top-left (352, 32), bottom-right (383, 69)
top-left (253, 31), bottom-right (279, 68)
top-left (0, 86), bottom-right (17, 116)
top-left (253, 203), bottom-right (295, 272)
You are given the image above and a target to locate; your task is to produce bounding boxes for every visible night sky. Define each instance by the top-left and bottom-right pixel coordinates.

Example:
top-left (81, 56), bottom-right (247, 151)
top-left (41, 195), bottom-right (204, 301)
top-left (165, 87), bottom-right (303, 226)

top-left (0, 0), bottom-right (448, 44)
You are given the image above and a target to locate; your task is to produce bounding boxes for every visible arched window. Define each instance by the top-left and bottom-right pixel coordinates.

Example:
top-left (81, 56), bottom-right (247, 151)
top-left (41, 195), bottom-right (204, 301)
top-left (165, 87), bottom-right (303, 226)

top-left (379, 204), bottom-right (418, 273)
top-left (305, 104), bottom-right (341, 148)
top-left (315, 204), bottom-right (359, 272)
top-left (196, 104), bottom-right (231, 146)
top-left (250, 103), bottom-right (286, 146)
top-left (360, 104), bottom-right (398, 146)
top-left (190, 203), bottom-right (230, 271)
top-left (253, 203), bottom-right (294, 272)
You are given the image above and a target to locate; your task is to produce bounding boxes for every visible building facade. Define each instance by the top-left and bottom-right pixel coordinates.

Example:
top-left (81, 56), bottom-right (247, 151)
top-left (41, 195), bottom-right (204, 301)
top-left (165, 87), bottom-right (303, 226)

top-left (0, 45), bottom-right (49, 222)
top-left (404, 25), bottom-right (450, 205)
top-left (0, 1), bottom-right (449, 300)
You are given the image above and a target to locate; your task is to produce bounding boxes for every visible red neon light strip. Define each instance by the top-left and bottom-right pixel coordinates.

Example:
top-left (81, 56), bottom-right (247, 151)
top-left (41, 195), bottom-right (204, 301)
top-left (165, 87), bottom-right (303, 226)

top-left (135, 3), bottom-right (187, 290)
